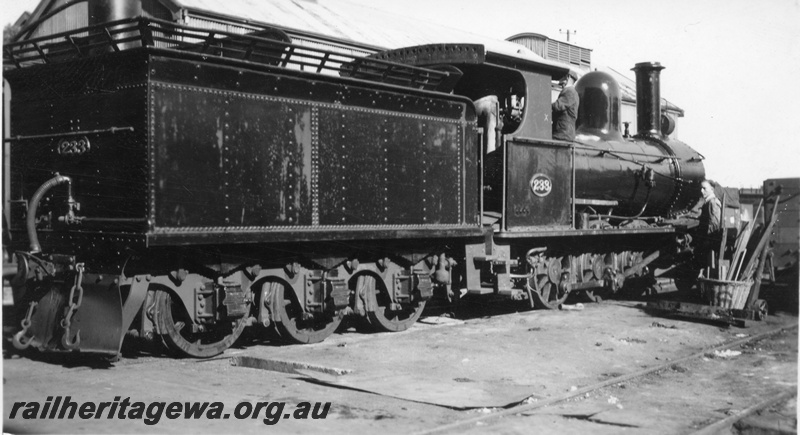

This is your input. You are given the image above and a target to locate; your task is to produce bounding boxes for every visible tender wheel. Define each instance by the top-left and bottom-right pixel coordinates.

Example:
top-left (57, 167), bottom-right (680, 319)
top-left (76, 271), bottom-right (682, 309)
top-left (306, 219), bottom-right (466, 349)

top-left (152, 289), bottom-right (246, 358)
top-left (266, 281), bottom-right (342, 344)
top-left (359, 274), bottom-right (425, 332)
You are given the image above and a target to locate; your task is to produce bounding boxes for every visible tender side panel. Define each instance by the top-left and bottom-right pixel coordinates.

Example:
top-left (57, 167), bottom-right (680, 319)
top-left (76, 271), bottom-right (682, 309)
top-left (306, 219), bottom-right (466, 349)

top-left (151, 86), bottom-right (314, 228)
top-left (227, 99), bottom-right (314, 227)
top-left (317, 109), bottom-right (463, 226)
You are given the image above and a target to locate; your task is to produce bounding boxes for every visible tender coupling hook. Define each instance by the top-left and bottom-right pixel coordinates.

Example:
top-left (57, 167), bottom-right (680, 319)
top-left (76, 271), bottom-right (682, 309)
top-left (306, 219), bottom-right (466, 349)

top-left (12, 301), bottom-right (38, 350)
top-left (61, 327), bottom-right (81, 350)
top-left (12, 330), bottom-right (35, 350)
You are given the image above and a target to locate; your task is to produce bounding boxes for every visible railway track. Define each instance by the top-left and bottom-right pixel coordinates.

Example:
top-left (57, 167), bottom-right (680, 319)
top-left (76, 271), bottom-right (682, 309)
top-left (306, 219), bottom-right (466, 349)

top-left (417, 323), bottom-right (798, 434)
top-left (691, 390), bottom-right (796, 435)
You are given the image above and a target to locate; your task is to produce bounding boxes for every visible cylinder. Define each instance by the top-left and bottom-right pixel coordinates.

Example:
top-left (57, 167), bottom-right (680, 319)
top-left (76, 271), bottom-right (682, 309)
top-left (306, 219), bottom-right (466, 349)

top-left (632, 62), bottom-right (665, 138)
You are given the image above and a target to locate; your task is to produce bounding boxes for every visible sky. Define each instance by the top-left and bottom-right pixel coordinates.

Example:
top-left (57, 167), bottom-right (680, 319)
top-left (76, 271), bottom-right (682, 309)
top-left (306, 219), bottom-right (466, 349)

top-left (2, 0), bottom-right (799, 188)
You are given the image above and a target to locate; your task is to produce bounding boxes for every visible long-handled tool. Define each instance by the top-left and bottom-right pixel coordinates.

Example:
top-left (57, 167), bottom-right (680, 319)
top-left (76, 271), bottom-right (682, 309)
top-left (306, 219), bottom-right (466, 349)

top-left (743, 193), bottom-right (782, 310)
top-left (717, 191), bottom-right (728, 279)
top-left (727, 199), bottom-right (761, 280)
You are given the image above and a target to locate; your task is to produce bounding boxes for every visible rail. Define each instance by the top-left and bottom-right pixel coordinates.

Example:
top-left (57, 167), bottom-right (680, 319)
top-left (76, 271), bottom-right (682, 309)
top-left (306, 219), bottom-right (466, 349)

top-left (3, 17), bottom-right (451, 92)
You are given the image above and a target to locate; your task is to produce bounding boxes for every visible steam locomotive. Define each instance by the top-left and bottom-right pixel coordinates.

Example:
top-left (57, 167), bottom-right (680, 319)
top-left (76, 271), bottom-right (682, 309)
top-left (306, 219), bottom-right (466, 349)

top-left (3, 5), bottom-right (704, 358)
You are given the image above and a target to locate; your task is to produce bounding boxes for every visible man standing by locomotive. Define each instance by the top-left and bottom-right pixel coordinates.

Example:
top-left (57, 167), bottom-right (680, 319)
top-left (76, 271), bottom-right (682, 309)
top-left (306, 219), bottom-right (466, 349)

top-left (552, 70), bottom-right (579, 141)
top-left (695, 179), bottom-right (723, 270)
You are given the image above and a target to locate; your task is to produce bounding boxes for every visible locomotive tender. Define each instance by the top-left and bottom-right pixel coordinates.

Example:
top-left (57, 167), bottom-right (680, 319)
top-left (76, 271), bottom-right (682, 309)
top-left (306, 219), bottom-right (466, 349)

top-left (4, 2), bottom-right (705, 358)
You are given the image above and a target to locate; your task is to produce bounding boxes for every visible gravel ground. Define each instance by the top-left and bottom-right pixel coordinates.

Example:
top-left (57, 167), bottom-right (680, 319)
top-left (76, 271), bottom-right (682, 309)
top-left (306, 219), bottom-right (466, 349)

top-left (3, 296), bottom-right (797, 434)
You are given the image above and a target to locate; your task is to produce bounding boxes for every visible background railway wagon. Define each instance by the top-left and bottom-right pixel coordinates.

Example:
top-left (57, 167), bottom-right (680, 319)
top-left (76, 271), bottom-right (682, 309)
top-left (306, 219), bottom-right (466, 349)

top-left (763, 178), bottom-right (799, 308)
top-left (763, 178), bottom-right (800, 273)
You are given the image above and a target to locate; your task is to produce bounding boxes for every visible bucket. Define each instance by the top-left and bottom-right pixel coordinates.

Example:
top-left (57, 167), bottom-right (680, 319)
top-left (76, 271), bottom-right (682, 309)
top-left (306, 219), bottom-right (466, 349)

top-left (699, 278), bottom-right (753, 309)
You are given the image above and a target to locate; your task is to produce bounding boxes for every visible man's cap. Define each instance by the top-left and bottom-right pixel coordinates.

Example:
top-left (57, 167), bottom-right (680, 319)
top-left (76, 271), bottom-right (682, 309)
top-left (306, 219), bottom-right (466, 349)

top-left (567, 70), bottom-right (579, 80)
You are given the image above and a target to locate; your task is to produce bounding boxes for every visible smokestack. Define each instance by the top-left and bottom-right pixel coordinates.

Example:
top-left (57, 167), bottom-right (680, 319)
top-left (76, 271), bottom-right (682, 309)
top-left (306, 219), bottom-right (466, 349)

top-left (632, 62), bottom-right (665, 138)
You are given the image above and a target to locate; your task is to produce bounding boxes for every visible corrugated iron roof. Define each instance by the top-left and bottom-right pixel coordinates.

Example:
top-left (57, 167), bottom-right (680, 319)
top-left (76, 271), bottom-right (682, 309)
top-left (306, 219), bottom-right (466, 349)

top-left (13, 0), bottom-right (567, 75)
top-left (171, 0), bottom-right (567, 73)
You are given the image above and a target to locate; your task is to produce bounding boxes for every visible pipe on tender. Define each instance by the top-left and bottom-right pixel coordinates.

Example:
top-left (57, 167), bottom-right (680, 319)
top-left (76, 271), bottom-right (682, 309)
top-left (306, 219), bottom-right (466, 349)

top-left (27, 175), bottom-right (72, 253)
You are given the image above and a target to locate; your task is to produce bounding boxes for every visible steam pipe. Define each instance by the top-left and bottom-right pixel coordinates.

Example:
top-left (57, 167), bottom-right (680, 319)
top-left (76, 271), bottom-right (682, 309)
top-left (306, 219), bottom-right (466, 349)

top-left (27, 174), bottom-right (73, 253)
